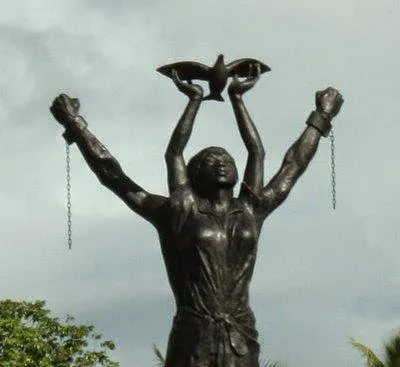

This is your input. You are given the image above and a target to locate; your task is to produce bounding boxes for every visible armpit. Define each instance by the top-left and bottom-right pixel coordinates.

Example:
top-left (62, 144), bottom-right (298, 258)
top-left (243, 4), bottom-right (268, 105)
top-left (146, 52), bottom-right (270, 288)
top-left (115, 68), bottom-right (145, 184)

top-left (169, 185), bottom-right (197, 234)
top-left (238, 182), bottom-right (263, 213)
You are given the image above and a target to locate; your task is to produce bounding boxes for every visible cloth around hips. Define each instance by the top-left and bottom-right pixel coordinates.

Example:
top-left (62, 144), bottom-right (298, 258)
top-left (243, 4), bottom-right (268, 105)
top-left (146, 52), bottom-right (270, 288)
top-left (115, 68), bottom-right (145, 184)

top-left (165, 306), bottom-right (260, 366)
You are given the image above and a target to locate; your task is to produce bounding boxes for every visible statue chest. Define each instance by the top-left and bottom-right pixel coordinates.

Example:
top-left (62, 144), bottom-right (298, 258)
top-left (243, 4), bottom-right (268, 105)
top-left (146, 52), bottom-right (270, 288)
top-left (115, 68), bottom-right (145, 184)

top-left (181, 202), bottom-right (260, 261)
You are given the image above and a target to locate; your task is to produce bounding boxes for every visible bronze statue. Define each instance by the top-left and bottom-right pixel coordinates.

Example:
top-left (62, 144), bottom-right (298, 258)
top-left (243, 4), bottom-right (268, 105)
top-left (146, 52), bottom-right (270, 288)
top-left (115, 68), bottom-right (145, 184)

top-left (50, 57), bottom-right (343, 367)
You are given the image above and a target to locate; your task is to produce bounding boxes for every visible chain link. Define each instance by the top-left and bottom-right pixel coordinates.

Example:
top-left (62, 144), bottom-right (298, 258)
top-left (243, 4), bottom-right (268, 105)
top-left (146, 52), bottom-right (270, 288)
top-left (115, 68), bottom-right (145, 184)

top-left (66, 142), bottom-right (72, 249)
top-left (329, 129), bottom-right (336, 210)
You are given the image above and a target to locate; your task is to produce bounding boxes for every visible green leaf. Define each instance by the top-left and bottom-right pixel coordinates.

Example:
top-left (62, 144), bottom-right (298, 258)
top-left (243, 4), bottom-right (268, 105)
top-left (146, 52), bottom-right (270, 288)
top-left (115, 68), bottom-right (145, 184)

top-left (0, 299), bottom-right (120, 367)
top-left (383, 331), bottom-right (400, 367)
top-left (350, 337), bottom-right (385, 367)
top-left (152, 344), bottom-right (165, 366)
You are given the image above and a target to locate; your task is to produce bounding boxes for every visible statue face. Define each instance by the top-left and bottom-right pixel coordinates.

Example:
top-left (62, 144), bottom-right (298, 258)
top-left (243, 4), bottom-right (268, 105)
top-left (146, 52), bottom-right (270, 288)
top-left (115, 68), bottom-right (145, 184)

top-left (198, 150), bottom-right (238, 189)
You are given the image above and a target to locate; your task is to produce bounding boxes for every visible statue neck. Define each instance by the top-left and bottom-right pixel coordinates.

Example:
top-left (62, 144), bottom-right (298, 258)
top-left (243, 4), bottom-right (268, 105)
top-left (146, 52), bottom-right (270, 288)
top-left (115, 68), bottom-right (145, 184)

top-left (199, 188), bottom-right (233, 214)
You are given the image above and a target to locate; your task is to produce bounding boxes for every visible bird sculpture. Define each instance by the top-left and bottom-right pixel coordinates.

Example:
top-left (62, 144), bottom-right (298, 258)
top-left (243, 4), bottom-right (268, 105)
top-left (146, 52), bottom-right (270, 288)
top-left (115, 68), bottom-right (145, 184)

top-left (157, 54), bottom-right (271, 102)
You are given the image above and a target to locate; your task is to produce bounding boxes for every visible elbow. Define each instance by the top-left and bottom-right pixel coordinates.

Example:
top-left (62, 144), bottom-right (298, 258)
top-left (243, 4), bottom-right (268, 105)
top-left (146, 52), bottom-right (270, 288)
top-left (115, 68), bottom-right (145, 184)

top-left (274, 168), bottom-right (298, 203)
top-left (277, 182), bottom-right (291, 199)
top-left (164, 150), bottom-right (172, 161)
top-left (273, 183), bottom-right (292, 206)
top-left (164, 149), bottom-right (182, 162)
top-left (97, 170), bottom-right (113, 186)
top-left (263, 182), bottom-right (292, 211)
top-left (97, 170), bottom-right (124, 189)
top-left (248, 146), bottom-right (265, 160)
top-left (96, 159), bottom-right (122, 187)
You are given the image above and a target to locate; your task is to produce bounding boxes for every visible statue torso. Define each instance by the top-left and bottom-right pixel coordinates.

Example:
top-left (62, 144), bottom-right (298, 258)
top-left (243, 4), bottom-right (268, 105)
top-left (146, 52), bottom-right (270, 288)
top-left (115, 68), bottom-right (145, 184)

top-left (156, 188), bottom-right (263, 365)
top-left (158, 190), bottom-right (262, 312)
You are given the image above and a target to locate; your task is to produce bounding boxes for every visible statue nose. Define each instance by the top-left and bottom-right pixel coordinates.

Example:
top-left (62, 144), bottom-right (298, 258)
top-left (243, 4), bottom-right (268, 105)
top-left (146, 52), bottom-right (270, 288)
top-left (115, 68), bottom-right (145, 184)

top-left (215, 158), bottom-right (227, 167)
top-left (216, 163), bottom-right (227, 173)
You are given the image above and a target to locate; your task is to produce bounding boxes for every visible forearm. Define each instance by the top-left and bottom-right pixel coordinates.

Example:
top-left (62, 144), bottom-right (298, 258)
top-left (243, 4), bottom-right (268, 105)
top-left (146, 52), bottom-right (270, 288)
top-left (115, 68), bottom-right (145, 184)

top-left (165, 97), bottom-right (202, 157)
top-left (282, 125), bottom-right (321, 175)
top-left (230, 93), bottom-right (265, 193)
top-left (280, 108), bottom-right (334, 177)
top-left (65, 117), bottom-right (132, 188)
top-left (261, 106), bottom-right (336, 214)
top-left (229, 94), bottom-right (265, 156)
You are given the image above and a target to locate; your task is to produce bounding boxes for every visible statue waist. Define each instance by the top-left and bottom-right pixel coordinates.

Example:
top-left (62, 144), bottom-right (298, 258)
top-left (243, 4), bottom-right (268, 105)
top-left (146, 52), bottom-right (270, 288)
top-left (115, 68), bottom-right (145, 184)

top-left (174, 306), bottom-right (258, 357)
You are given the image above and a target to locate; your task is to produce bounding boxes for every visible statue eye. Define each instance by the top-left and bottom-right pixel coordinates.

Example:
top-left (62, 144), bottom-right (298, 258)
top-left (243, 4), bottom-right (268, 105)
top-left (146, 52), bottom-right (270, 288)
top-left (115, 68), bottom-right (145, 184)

top-left (221, 156), bottom-right (232, 165)
top-left (204, 157), bottom-right (216, 166)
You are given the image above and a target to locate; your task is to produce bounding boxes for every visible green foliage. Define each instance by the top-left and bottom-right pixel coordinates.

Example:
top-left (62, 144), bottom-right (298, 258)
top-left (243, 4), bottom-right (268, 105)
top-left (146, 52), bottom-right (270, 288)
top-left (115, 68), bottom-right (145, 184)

top-left (383, 331), bottom-right (400, 367)
top-left (152, 344), bottom-right (165, 366)
top-left (350, 331), bottom-right (400, 367)
top-left (0, 299), bottom-right (119, 367)
top-left (350, 338), bottom-right (384, 367)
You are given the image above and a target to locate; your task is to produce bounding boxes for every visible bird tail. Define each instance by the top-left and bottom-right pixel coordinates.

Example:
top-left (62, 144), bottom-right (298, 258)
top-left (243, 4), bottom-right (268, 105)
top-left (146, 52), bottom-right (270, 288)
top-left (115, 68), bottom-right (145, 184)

top-left (202, 94), bottom-right (225, 102)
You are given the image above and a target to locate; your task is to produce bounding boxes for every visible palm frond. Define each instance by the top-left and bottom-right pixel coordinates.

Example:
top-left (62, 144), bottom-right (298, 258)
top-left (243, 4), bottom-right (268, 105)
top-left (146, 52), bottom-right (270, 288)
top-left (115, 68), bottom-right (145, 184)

top-left (152, 343), bottom-right (165, 366)
top-left (383, 331), bottom-right (400, 367)
top-left (350, 337), bottom-right (385, 367)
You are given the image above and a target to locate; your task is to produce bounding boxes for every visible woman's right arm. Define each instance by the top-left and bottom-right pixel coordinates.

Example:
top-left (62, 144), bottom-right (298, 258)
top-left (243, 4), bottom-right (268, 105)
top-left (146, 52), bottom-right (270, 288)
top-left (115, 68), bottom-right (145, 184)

top-left (164, 70), bottom-right (203, 194)
top-left (50, 94), bottom-right (167, 226)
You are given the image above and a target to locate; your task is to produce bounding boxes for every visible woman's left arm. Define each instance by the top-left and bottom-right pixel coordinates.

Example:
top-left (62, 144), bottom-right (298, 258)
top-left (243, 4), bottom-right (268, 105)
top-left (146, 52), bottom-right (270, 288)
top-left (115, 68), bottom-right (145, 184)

top-left (229, 64), bottom-right (265, 196)
top-left (261, 87), bottom-right (344, 217)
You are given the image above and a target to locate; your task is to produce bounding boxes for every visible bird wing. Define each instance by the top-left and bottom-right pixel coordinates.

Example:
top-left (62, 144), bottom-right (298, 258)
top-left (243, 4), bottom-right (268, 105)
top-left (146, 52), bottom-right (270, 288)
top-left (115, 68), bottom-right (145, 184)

top-left (226, 58), bottom-right (271, 77)
top-left (157, 61), bottom-right (211, 81)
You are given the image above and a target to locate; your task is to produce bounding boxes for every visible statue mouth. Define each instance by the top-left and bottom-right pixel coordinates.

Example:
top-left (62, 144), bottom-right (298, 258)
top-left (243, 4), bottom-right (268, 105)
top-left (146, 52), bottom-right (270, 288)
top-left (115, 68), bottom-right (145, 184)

top-left (216, 168), bottom-right (228, 176)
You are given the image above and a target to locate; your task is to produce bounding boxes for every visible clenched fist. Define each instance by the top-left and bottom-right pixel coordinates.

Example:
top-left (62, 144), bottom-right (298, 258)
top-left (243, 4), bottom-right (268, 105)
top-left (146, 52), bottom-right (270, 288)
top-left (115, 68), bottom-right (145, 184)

top-left (50, 93), bottom-right (88, 144)
top-left (50, 94), bottom-right (81, 127)
top-left (315, 87), bottom-right (344, 120)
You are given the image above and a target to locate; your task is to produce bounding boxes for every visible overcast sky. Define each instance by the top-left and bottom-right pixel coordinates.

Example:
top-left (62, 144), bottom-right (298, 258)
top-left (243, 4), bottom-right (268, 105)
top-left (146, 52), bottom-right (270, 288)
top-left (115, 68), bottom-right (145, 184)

top-left (1, 1), bottom-right (400, 366)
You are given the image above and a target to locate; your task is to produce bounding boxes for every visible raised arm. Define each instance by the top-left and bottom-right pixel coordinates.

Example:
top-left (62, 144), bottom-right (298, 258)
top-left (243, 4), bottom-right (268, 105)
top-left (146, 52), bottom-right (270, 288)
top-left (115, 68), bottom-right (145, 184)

top-left (261, 87), bottom-right (344, 217)
top-left (50, 94), bottom-right (167, 226)
top-left (228, 64), bottom-right (265, 196)
top-left (164, 70), bottom-right (203, 193)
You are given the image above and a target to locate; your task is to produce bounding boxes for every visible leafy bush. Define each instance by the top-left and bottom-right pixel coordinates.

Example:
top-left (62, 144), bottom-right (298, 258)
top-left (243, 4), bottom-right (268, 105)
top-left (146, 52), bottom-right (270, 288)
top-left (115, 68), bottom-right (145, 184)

top-left (0, 299), bottom-right (119, 367)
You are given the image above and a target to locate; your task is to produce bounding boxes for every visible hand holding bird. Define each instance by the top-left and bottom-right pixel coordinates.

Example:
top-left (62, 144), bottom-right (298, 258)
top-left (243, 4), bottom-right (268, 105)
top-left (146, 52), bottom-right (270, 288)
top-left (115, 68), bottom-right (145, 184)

top-left (157, 54), bottom-right (270, 102)
top-left (228, 63), bottom-right (261, 98)
top-left (171, 70), bottom-right (204, 100)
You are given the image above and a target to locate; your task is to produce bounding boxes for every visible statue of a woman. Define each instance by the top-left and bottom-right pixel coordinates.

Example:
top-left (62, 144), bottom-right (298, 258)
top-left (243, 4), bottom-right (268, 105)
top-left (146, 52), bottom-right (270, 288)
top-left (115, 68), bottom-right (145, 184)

top-left (50, 65), bottom-right (343, 367)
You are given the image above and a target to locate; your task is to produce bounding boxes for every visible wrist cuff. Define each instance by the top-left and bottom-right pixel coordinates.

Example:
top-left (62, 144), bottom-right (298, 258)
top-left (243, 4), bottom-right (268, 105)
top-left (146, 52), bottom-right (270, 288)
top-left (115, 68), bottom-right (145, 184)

top-left (62, 116), bottom-right (87, 145)
top-left (306, 111), bottom-right (332, 137)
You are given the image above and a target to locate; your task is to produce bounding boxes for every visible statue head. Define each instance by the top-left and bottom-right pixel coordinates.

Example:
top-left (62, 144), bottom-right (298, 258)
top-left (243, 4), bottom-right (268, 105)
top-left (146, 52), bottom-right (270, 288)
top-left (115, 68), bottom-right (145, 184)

top-left (188, 146), bottom-right (238, 194)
